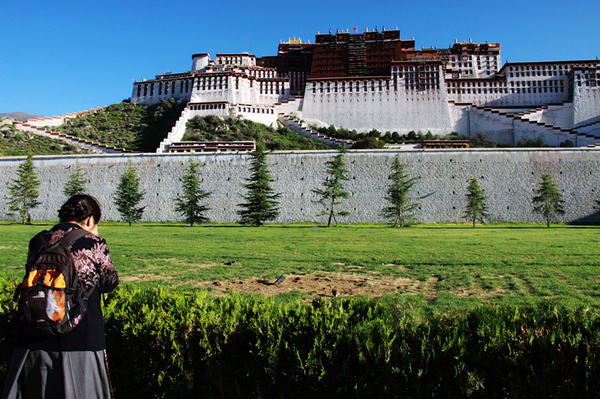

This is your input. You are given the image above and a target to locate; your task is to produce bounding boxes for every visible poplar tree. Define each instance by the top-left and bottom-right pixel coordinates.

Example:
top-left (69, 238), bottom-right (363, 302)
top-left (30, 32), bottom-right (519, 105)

top-left (533, 174), bottom-right (564, 228)
top-left (464, 176), bottom-right (488, 228)
top-left (237, 144), bottom-right (280, 226)
top-left (381, 156), bottom-right (419, 227)
top-left (174, 158), bottom-right (211, 226)
top-left (63, 161), bottom-right (88, 198)
top-left (114, 163), bottom-right (145, 226)
top-left (6, 154), bottom-right (40, 224)
top-left (313, 146), bottom-right (350, 227)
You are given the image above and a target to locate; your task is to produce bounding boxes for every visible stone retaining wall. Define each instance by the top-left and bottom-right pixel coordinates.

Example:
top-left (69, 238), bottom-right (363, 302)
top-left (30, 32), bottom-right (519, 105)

top-left (0, 149), bottom-right (598, 224)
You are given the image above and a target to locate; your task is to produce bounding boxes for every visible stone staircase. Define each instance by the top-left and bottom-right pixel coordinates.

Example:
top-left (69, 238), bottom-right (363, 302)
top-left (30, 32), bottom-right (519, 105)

top-left (156, 106), bottom-right (193, 153)
top-left (13, 121), bottom-right (131, 154)
top-left (464, 102), bottom-right (600, 147)
top-left (26, 107), bottom-right (105, 128)
top-left (278, 114), bottom-right (355, 148)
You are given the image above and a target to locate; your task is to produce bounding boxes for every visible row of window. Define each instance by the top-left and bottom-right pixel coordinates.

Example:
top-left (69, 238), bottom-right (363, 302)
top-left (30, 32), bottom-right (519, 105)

top-left (511, 80), bottom-right (564, 87)
top-left (136, 79), bottom-right (193, 97)
top-left (189, 103), bottom-right (226, 111)
top-left (393, 66), bottom-right (440, 72)
top-left (450, 55), bottom-right (499, 61)
top-left (310, 80), bottom-right (391, 93)
top-left (239, 107), bottom-right (275, 114)
top-left (448, 81), bottom-right (503, 88)
top-left (258, 81), bottom-right (286, 95)
top-left (217, 56), bottom-right (252, 66)
top-left (508, 64), bottom-right (573, 72)
top-left (246, 69), bottom-right (277, 78)
top-left (196, 76), bottom-right (229, 91)
top-left (508, 70), bottom-right (567, 78)
top-left (448, 87), bottom-right (565, 95)
top-left (309, 79), bottom-right (444, 93)
top-left (397, 72), bottom-right (440, 82)
top-left (448, 79), bottom-right (564, 89)
top-left (576, 72), bottom-right (599, 81)
top-left (577, 81), bottom-right (598, 87)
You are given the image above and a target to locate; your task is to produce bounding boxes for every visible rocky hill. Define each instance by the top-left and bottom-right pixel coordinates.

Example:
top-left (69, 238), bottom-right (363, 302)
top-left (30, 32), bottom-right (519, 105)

top-left (0, 112), bottom-right (44, 121)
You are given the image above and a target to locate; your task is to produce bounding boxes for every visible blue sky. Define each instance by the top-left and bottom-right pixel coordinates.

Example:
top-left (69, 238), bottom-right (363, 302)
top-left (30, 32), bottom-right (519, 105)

top-left (2, 0), bottom-right (599, 116)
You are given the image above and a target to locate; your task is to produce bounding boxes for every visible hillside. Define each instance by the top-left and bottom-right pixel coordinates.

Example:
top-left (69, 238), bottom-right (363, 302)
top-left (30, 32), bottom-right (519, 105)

top-left (183, 115), bottom-right (330, 150)
top-left (0, 112), bottom-right (44, 121)
top-left (0, 122), bottom-right (90, 156)
top-left (52, 99), bottom-right (186, 152)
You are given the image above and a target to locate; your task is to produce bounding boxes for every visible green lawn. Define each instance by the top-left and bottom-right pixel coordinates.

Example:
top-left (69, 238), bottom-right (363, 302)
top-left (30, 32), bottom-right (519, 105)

top-left (1, 222), bottom-right (599, 311)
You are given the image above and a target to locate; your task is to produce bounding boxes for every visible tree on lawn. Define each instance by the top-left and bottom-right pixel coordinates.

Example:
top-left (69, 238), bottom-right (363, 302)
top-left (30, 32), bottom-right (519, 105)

top-left (464, 176), bottom-right (489, 228)
top-left (533, 174), bottom-right (564, 228)
top-left (237, 144), bottom-right (280, 226)
top-left (380, 156), bottom-right (419, 227)
top-left (313, 146), bottom-right (350, 227)
top-left (63, 161), bottom-right (88, 198)
top-left (6, 154), bottom-right (41, 224)
top-left (114, 163), bottom-right (146, 226)
top-left (174, 158), bottom-right (211, 226)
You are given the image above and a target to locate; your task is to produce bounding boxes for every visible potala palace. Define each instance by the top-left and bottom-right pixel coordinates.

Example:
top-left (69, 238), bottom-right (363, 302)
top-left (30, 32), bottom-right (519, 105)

top-left (130, 28), bottom-right (600, 152)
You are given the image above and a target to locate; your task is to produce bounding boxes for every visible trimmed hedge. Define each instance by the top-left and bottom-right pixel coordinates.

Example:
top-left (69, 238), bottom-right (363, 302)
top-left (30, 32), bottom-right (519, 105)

top-left (1, 280), bottom-right (600, 398)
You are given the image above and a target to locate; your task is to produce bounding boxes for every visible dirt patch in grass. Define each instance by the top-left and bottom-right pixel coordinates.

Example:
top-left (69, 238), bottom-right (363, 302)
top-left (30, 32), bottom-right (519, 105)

top-left (455, 286), bottom-right (506, 300)
top-left (121, 274), bottom-right (173, 283)
top-left (139, 258), bottom-right (223, 269)
top-left (194, 272), bottom-right (419, 298)
top-left (121, 271), bottom-right (513, 301)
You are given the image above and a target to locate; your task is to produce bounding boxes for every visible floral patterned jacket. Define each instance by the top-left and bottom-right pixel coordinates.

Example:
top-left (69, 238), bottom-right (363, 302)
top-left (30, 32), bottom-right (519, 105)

top-left (20, 222), bottom-right (119, 350)
top-left (26, 222), bottom-right (119, 293)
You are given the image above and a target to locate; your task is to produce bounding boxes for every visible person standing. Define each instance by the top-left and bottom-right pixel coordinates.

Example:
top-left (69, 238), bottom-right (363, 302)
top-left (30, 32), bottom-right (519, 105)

top-left (2, 194), bottom-right (119, 399)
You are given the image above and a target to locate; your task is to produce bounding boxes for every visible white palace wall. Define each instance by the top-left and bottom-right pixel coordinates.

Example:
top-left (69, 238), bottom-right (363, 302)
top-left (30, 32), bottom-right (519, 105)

top-left (537, 103), bottom-right (573, 128)
top-left (0, 150), bottom-right (598, 224)
top-left (302, 83), bottom-right (452, 134)
top-left (573, 86), bottom-right (600, 126)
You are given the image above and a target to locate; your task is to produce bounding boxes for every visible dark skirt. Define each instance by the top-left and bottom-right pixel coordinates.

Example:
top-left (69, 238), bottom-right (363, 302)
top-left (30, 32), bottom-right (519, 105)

top-left (1, 348), bottom-right (112, 399)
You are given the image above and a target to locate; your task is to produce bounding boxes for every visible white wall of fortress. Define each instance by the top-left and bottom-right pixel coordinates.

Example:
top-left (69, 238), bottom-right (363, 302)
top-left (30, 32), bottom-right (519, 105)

top-left (448, 89), bottom-right (568, 107)
top-left (302, 85), bottom-right (452, 134)
top-left (574, 86), bottom-right (600, 126)
top-left (456, 105), bottom-right (597, 147)
top-left (538, 104), bottom-right (573, 128)
top-left (0, 150), bottom-right (598, 224)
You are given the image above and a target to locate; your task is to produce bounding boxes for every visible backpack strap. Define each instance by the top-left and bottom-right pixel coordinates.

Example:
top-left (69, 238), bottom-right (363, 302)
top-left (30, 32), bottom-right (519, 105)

top-left (28, 228), bottom-right (88, 266)
top-left (51, 228), bottom-right (89, 251)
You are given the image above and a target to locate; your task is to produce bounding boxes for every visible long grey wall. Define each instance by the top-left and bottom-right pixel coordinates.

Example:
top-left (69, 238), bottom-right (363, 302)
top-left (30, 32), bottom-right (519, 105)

top-left (1, 149), bottom-right (599, 224)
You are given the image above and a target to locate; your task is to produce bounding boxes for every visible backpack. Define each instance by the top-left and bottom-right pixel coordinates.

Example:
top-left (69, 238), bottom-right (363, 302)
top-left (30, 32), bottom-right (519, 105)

top-left (14, 228), bottom-right (92, 337)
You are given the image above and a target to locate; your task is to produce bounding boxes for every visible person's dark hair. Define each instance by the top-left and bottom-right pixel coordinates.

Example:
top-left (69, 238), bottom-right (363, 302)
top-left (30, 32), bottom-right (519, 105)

top-left (59, 194), bottom-right (102, 224)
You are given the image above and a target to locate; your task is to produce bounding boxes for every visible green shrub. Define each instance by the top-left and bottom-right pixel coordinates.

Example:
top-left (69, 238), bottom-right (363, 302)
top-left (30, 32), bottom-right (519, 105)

top-left (52, 99), bottom-right (186, 152)
top-left (183, 116), bottom-right (329, 150)
top-left (1, 279), bottom-right (599, 398)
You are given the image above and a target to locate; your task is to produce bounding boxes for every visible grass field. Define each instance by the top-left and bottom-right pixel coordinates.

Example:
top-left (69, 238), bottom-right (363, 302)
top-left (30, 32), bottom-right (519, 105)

top-left (1, 222), bottom-right (599, 311)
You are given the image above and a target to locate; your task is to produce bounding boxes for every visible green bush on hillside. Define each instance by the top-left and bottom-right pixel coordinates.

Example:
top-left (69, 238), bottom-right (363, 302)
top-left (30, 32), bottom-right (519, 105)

top-left (183, 115), bottom-right (329, 150)
top-left (314, 125), bottom-right (501, 148)
top-left (1, 279), bottom-right (599, 398)
top-left (0, 123), bottom-right (89, 156)
top-left (52, 99), bottom-right (186, 152)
